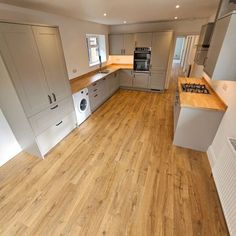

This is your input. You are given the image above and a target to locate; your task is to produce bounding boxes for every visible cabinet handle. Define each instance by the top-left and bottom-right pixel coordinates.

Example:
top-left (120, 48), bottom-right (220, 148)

top-left (50, 104), bottom-right (58, 110)
top-left (94, 94), bottom-right (98, 97)
top-left (52, 93), bottom-right (56, 102)
top-left (93, 83), bottom-right (97, 86)
top-left (56, 121), bottom-right (63, 126)
top-left (123, 49), bottom-right (125, 55)
top-left (93, 89), bottom-right (97, 92)
top-left (121, 49), bottom-right (123, 55)
top-left (48, 95), bottom-right (52, 104)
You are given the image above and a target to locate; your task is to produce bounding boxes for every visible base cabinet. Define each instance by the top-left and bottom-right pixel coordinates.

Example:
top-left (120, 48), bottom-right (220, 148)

top-left (133, 73), bottom-right (149, 89)
top-left (119, 70), bottom-right (133, 87)
top-left (149, 70), bottom-right (166, 90)
top-left (173, 107), bottom-right (224, 151)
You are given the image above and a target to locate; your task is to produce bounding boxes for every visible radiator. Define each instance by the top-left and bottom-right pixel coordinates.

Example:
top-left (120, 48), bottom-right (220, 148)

top-left (212, 137), bottom-right (236, 235)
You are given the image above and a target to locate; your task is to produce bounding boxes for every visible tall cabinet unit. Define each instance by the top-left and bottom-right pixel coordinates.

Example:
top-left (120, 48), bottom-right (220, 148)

top-left (204, 12), bottom-right (236, 81)
top-left (0, 22), bottom-right (76, 158)
top-left (150, 31), bottom-right (173, 90)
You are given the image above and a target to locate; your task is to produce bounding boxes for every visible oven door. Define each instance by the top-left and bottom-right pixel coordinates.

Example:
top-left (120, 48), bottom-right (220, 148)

top-left (134, 52), bottom-right (151, 60)
top-left (134, 60), bottom-right (150, 72)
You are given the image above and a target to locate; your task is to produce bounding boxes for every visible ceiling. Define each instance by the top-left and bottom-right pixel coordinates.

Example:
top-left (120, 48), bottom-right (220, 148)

top-left (0, 0), bottom-right (220, 25)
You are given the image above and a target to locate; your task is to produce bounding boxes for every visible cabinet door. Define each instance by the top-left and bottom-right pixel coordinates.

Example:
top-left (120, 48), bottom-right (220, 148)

top-left (135, 33), bottom-right (152, 47)
top-left (204, 16), bottom-right (229, 77)
top-left (123, 34), bottom-right (135, 55)
top-left (0, 23), bottom-right (51, 117)
top-left (32, 26), bottom-right (71, 103)
top-left (149, 70), bottom-right (166, 90)
top-left (119, 70), bottom-right (133, 87)
top-left (133, 73), bottom-right (149, 89)
top-left (100, 77), bottom-right (109, 101)
top-left (109, 34), bottom-right (124, 55)
top-left (151, 31), bottom-right (173, 70)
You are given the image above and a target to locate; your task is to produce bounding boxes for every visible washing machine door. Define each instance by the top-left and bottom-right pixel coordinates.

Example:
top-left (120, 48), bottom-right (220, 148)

top-left (79, 98), bottom-right (88, 112)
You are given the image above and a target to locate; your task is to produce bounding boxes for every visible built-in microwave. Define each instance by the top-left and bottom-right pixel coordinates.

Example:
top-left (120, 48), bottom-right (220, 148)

top-left (133, 47), bottom-right (151, 73)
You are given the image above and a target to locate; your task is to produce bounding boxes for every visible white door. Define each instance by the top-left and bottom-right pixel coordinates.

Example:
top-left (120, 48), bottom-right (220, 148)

top-left (32, 26), bottom-right (71, 103)
top-left (0, 23), bottom-right (51, 117)
top-left (135, 33), bottom-right (153, 48)
top-left (109, 34), bottom-right (124, 55)
top-left (123, 34), bottom-right (135, 55)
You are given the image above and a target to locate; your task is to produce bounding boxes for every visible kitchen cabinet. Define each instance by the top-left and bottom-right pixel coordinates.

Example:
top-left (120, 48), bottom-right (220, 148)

top-left (109, 34), bottom-right (135, 55)
top-left (119, 69), bottom-right (133, 87)
top-left (0, 22), bottom-right (76, 158)
top-left (133, 73), bottom-right (149, 89)
top-left (204, 12), bottom-right (236, 81)
top-left (135, 33), bottom-right (152, 47)
top-left (88, 80), bottom-right (103, 112)
top-left (150, 31), bottom-right (173, 90)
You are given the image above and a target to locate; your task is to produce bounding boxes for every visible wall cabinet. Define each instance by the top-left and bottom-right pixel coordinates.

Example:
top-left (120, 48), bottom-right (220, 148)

top-left (109, 34), bottom-right (135, 55)
top-left (135, 33), bottom-right (152, 47)
top-left (0, 22), bottom-right (76, 158)
top-left (204, 13), bottom-right (236, 81)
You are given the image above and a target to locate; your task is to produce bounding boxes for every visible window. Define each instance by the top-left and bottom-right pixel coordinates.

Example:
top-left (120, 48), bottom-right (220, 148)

top-left (86, 34), bottom-right (107, 67)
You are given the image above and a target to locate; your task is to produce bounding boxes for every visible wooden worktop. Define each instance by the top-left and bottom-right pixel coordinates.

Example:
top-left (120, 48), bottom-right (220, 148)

top-left (70, 64), bottom-right (133, 94)
top-left (178, 77), bottom-right (227, 112)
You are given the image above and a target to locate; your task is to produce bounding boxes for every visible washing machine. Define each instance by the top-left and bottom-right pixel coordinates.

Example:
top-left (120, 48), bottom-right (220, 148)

top-left (73, 88), bottom-right (91, 126)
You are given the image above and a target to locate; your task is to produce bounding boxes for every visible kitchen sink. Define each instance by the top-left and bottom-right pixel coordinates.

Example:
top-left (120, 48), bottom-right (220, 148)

top-left (99, 70), bottom-right (110, 74)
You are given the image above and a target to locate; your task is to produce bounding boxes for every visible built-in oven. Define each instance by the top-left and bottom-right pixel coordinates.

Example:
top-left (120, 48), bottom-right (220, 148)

top-left (133, 47), bottom-right (151, 73)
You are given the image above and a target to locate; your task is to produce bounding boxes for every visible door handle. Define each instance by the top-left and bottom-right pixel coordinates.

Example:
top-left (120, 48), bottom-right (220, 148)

top-left (48, 95), bottom-right (52, 104)
top-left (50, 104), bottom-right (58, 110)
top-left (52, 93), bottom-right (56, 102)
top-left (56, 121), bottom-right (63, 126)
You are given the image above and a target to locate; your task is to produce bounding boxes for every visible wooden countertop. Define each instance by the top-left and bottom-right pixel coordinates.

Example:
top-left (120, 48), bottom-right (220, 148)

top-left (70, 64), bottom-right (133, 94)
top-left (178, 77), bottom-right (227, 112)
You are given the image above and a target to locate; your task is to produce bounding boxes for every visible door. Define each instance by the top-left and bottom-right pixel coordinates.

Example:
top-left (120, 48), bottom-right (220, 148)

top-left (133, 73), bottom-right (149, 89)
top-left (123, 34), bottom-right (135, 55)
top-left (0, 23), bottom-right (51, 117)
top-left (109, 34), bottom-right (124, 55)
top-left (32, 26), bottom-right (71, 103)
top-left (135, 33), bottom-right (152, 47)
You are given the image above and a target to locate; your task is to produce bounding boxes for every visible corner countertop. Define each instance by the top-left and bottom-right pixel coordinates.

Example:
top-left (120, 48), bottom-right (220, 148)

top-left (178, 77), bottom-right (227, 112)
top-left (70, 64), bottom-right (133, 94)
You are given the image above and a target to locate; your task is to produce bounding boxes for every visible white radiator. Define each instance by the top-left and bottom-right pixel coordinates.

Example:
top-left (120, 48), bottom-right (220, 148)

top-left (213, 137), bottom-right (236, 236)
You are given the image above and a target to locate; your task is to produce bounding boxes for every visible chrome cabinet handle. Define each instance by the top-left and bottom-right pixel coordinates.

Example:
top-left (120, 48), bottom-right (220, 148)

top-left (52, 93), bottom-right (56, 102)
top-left (48, 95), bottom-right (52, 104)
top-left (50, 104), bottom-right (58, 110)
top-left (56, 121), bottom-right (63, 126)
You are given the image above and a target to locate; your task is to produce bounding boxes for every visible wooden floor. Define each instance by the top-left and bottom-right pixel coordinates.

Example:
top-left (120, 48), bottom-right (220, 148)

top-left (0, 64), bottom-right (228, 235)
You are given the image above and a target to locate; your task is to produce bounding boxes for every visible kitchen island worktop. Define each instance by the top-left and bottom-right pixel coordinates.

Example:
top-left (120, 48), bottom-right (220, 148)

top-left (178, 77), bottom-right (227, 112)
top-left (70, 64), bottom-right (133, 94)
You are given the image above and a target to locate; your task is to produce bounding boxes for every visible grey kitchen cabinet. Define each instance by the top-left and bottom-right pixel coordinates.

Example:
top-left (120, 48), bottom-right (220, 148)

top-left (149, 70), bottom-right (166, 90)
top-left (88, 80), bottom-right (103, 112)
top-left (119, 69), bottom-right (133, 87)
top-left (32, 26), bottom-right (71, 103)
top-left (0, 23), bottom-right (51, 117)
top-left (133, 73), bottom-right (149, 89)
top-left (135, 33), bottom-right (153, 47)
top-left (109, 34), bottom-right (135, 55)
top-left (150, 31), bottom-right (173, 90)
top-left (0, 22), bottom-right (76, 158)
top-left (109, 34), bottom-right (124, 55)
top-left (204, 12), bottom-right (236, 81)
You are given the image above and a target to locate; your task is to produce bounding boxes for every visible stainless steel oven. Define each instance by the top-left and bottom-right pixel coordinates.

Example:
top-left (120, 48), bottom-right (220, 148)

top-left (133, 47), bottom-right (151, 73)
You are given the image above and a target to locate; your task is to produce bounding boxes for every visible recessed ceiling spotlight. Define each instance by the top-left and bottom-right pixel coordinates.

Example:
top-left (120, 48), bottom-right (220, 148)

top-left (174, 16), bottom-right (178, 19)
top-left (176, 5), bottom-right (180, 8)
top-left (123, 21), bottom-right (127, 24)
top-left (103, 13), bottom-right (107, 16)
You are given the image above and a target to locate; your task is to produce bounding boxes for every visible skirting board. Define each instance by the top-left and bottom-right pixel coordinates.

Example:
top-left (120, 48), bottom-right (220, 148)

top-left (207, 145), bottom-right (217, 169)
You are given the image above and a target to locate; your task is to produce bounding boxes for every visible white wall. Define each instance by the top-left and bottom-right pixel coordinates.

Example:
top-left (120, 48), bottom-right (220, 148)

top-left (109, 18), bottom-right (208, 35)
top-left (0, 3), bottom-right (109, 79)
top-left (0, 109), bottom-right (22, 166)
